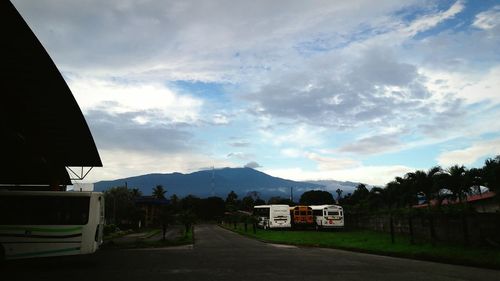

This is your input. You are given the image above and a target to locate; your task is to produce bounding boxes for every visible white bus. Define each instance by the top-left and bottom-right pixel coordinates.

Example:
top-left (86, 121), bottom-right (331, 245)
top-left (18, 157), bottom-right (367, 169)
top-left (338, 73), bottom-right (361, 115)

top-left (253, 205), bottom-right (291, 229)
top-left (0, 190), bottom-right (104, 260)
top-left (310, 205), bottom-right (344, 229)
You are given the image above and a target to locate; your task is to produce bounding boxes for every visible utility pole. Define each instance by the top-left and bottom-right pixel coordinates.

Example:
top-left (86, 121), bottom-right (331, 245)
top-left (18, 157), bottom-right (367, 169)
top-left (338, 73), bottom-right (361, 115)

top-left (211, 166), bottom-right (215, 197)
top-left (290, 186), bottom-right (293, 202)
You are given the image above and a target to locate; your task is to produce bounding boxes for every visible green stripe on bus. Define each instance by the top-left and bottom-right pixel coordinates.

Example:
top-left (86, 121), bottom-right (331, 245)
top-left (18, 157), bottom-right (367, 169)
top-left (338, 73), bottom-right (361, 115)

top-left (8, 247), bottom-right (81, 258)
top-left (0, 226), bottom-right (83, 233)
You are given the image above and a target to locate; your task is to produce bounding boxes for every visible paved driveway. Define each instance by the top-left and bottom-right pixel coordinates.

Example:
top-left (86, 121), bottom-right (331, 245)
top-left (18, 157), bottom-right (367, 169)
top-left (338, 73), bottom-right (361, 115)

top-left (3, 224), bottom-right (499, 281)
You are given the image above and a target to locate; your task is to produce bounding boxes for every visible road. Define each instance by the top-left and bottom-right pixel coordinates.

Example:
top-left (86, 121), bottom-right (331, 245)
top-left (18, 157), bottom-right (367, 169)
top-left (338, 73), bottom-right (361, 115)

top-left (3, 224), bottom-right (499, 281)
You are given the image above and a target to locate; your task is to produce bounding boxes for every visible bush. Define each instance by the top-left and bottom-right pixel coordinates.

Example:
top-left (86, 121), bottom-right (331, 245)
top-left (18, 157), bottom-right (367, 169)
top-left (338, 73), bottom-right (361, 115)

top-left (104, 224), bottom-right (119, 235)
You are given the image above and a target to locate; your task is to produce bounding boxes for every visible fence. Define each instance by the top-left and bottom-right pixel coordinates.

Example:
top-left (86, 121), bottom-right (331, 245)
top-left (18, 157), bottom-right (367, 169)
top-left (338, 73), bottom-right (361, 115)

top-left (346, 212), bottom-right (500, 246)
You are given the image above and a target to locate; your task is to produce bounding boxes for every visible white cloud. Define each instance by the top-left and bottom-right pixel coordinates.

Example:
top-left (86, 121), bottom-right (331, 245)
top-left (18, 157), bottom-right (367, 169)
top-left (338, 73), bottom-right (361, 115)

top-left (83, 149), bottom-right (234, 183)
top-left (68, 77), bottom-right (202, 124)
top-left (264, 164), bottom-right (415, 186)
top-left (226, 152), bottom-right (252, 161)
top-left (260, 123), bottom-right (326, 147)
top-left (437, 138), bottom-right (500, 167)
top-left (306, 153), bottom-right (361, 170)
top-left (212, 113), bottom-right (230, 125)
top-left (460, 67), bottom-right (500, 104)
top-left (473, 5), bottom-right (500, 30)
top-left (401, 0), bottom-right (464, 37)
top-left (281, 148), bottom-right (303, 158)
top-left (423, 66), bottom-right (500, 104)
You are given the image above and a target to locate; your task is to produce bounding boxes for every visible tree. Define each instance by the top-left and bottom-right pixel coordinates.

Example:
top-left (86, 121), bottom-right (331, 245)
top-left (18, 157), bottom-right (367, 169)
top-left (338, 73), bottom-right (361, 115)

top-left (335, 189), bottom-right (343, 202)
top-left (130, 188), bottom-right (142, 198)
top-left (268, 196), bottom-right (294, 205)
top-left (348, 184), bottom-right (370, 207)
top-left (152, 185), bottom-right (167, 199)
top-left (406, 167), bottom-right (442, 245)
top-left (103, 186), bottom-right (141, 226)
top-left (299, 190), bottom-right (334, 205)
top-left (407, 166), bottom-right (442, 205)
top-left (199, 197), bottom-right (225, 220)
top-left (159, 205), bottom-right (174, 240)
top-left (225, 190), bottom-right (239, 211)
top-left (241, 196), bottom-right (255, 212)
top-left (483, 155), bottom-right (500, 196)
top-left (444, 165), bottom-right (471, 203)
top-left (169, 194), bottom-right (180, 212)
top-left (370, 186), bottom-right (397, 243)
top-left (178, 210), bottom-right (196, 235)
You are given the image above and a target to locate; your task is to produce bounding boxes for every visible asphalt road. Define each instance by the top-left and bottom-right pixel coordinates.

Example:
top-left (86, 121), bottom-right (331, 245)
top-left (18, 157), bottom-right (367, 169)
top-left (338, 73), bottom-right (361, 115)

top-left (3, 224), bottom-right (499, 281)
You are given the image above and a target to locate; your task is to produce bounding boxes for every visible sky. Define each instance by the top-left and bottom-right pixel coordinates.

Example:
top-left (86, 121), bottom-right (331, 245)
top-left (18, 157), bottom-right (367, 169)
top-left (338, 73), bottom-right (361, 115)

top-left (12, 0), bottom-right (500, 186)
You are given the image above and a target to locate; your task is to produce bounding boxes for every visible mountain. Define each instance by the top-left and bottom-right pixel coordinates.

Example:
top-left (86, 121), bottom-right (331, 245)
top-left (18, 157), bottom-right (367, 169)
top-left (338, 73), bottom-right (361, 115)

top-left (304, 180), bottom-right (365, 196)
top-left (94, 167), bottom-right (324, 199)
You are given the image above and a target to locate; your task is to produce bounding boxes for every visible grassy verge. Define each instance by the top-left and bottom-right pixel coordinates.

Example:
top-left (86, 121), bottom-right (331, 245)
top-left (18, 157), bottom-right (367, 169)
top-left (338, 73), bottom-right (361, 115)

top-left (221, 223), bottom-right (500, 270)
top-left (103, 229), bottom-right (134, 241)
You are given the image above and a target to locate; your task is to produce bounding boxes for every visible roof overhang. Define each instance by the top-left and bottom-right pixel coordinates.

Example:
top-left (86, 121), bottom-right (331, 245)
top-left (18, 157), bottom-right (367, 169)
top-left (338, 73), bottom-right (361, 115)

top-left (1, 1), bottom-right (102, 186)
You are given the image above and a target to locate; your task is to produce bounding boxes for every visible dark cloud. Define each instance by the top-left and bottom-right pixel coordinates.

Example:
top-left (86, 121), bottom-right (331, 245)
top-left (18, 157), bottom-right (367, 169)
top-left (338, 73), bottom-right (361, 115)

top-left (245, 47), bottom-right (436, 129)
top-left (85, 110), bottom-right (196, 153)
top-left (418, 98), bottom-right (466, 137)
top-left (338, 133), bottom-right (403, 155)
top-left (244, 161), bottom-right (262, 168)
top-left (226, 152), bottom-right (252, 160)
top-left (228, 140), bottom-right (251, 147)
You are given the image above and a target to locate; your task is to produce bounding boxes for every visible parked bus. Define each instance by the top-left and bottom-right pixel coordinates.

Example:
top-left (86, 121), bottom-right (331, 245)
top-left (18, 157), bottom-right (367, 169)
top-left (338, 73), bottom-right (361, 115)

top-left (253, 205), bottom-right (291, 229)
top-left (0, 190), bottom-right (104, 260)
top-left (310, 205), bottom-right (344, 229)
top-left (290, 205), bottom-right (314, 227)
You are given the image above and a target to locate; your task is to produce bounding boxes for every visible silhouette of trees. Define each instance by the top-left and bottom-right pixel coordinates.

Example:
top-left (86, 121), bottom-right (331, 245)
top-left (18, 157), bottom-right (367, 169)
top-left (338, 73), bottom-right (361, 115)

top-left (152, 185), bottom-right (167, 199)
top-left (299, 190), bottom-right (335, 205)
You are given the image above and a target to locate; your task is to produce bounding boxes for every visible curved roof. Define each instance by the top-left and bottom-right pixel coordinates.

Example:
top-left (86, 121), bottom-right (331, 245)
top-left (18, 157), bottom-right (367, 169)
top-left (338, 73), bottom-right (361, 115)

top-left (0, 1), bottom-right (102, 185)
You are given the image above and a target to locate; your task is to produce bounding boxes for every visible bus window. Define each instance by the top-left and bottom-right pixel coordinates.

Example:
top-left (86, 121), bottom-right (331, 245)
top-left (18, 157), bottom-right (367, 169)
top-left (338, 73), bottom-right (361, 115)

top-left (0, 196), bottom-right (90, 225)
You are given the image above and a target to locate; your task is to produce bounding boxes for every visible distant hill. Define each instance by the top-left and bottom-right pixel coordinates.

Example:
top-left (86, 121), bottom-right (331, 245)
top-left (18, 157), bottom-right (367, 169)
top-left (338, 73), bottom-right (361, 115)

top-left (304, 180), bottom-right (365, 196)
top-left (94, 167), bottom-right (326, 199)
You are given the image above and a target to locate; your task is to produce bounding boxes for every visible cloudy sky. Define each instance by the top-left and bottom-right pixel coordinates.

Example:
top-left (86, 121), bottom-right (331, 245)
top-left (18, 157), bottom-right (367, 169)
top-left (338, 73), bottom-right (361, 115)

top-left (13, 0), bottom-right (500, 185)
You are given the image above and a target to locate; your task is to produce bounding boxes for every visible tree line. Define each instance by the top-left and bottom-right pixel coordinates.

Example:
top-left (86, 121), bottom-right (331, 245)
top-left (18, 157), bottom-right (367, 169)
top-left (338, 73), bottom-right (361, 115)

top-left (340, 155), bottom-right (499, 213)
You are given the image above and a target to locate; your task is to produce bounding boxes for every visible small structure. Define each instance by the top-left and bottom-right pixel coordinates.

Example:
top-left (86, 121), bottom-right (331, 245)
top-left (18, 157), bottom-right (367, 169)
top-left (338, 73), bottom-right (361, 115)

top-left (466, 191), bottom-right (498, 213)
top-left (134, 196), bottom-right (169, 227)
top-left (414, 191), bottom-right (498, 213)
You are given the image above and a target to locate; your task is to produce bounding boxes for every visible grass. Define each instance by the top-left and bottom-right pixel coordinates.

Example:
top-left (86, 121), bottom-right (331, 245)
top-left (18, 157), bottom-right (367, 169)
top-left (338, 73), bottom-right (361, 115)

top-left (222, 223), bottom-right (500, 270)
top-left (103, 229), bottom-right (134, 241)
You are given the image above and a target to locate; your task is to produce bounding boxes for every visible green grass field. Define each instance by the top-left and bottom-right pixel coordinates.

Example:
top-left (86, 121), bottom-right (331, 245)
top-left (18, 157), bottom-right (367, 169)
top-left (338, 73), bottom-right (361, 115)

top-left (222, 223), bottom-right (500, 269)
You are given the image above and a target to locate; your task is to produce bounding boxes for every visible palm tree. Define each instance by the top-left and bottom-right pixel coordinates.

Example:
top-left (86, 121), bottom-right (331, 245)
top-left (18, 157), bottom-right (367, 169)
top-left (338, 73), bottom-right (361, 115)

top-left (152, 185), bottom-right (167, 199)
top-left (130, 188), bottom-right (142, 198)
top-left (335, 188), bottom-right (343, 203)
top-left (407, 166), bottom-right (442, 245)
top-left (445, 165), bottom-right (471, 203)
top-left (370, 186), bottom-right (397, 243)
top-left (483, 155), bottom-right (500, 196)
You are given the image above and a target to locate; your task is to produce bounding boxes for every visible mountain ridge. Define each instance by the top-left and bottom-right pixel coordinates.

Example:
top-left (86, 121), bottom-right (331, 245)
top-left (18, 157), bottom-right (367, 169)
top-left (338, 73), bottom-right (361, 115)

top-left (94, 167), bottom-right (364, 199)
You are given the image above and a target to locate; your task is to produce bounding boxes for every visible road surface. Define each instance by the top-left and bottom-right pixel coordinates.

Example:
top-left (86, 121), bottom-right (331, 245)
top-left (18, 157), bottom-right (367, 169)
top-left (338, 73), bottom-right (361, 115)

top-left (3, 224), bottom-right (498, 281)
